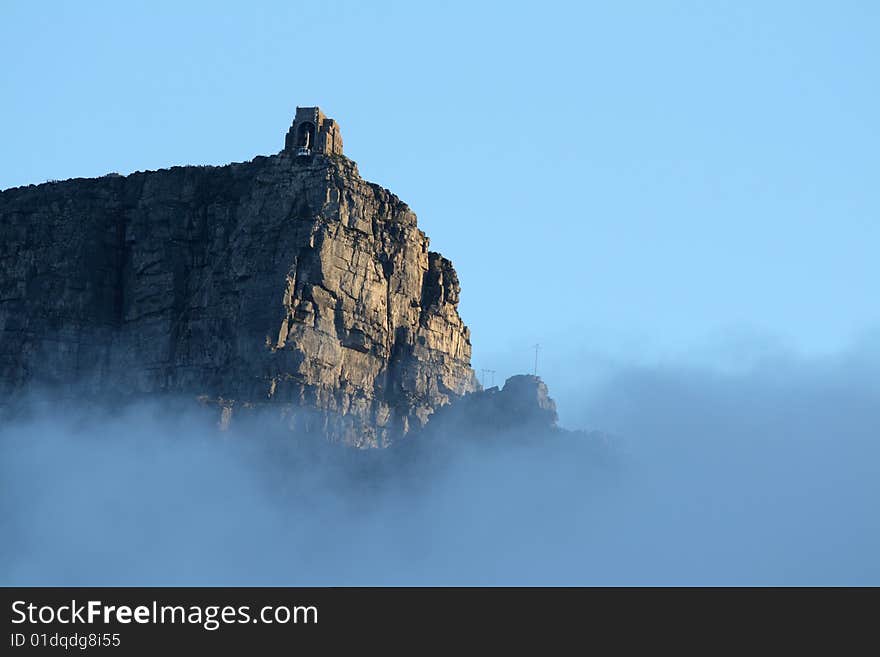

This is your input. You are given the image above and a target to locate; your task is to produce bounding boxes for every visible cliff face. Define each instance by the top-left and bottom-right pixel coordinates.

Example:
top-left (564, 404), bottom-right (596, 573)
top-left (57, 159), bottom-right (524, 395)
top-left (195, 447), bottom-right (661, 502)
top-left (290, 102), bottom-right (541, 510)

top-left (0, 153), bottom-right (477, 446)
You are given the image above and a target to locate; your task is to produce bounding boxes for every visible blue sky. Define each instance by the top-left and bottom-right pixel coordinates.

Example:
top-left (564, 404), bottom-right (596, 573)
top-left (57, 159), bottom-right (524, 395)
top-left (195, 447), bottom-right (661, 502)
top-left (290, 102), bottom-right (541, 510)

top-left (2, 1), bottom-right (878, 422)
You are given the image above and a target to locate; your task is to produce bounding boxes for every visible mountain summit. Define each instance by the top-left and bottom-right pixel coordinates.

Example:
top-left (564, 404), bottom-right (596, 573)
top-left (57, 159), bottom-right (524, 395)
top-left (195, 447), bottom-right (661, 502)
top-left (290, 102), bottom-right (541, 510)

top-left (0, 107), bottom-right (481, 446)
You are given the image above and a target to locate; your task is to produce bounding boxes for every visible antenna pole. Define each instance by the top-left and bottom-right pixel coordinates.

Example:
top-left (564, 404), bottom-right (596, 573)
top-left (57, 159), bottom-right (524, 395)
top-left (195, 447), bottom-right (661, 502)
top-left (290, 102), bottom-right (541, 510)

top-left (533, 343), bottom-right (540, 376)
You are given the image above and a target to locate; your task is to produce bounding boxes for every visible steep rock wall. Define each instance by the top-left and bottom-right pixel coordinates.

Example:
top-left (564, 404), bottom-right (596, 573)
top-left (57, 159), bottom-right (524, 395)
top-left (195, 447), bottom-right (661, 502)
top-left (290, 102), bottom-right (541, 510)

top-left (0, 153), bottom-right (477, 446)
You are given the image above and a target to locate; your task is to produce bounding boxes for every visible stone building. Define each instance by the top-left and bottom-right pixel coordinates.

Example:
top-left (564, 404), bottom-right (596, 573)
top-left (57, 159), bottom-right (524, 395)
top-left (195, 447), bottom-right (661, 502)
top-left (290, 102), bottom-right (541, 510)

top-left (283, 106), bottom-right (343, 156)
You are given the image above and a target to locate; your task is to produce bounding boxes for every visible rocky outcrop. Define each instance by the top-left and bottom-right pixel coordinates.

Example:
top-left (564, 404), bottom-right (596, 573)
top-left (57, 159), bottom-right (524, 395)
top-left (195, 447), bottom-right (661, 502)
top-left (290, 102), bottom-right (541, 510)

top-left (415, 375), bottom-right (560, 440)
top-left (396, 375), bottom-right (615, 467)
top-left (0, 152), bottom-right (477, 446)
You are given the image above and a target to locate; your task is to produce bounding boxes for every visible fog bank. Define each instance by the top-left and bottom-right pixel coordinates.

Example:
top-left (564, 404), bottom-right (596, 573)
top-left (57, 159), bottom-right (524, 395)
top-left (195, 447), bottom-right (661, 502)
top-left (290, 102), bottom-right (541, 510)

top-left (2, 342), bottom-right (878, 585)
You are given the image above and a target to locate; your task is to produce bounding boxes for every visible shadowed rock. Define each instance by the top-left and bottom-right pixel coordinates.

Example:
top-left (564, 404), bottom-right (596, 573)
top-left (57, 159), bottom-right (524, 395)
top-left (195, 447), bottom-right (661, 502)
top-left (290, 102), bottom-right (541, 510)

top-left (415, 375), bottom-right (560, 439)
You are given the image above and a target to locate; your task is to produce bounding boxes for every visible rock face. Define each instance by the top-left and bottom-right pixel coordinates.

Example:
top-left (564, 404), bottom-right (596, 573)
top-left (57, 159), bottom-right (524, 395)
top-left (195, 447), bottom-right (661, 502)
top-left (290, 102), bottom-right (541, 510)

top-left (416, 375), bottom-right (560, 440)
top-left (0, 150), bottom-right (477, 446)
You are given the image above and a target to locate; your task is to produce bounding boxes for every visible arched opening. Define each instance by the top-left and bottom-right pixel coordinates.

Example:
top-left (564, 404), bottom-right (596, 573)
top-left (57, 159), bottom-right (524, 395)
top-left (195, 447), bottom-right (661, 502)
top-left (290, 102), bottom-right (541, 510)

top-left (296, 122), bottom-right (316, 151)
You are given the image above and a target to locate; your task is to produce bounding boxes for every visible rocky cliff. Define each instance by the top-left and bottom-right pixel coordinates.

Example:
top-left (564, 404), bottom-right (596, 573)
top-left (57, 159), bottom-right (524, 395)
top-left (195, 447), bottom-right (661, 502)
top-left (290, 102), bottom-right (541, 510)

top-left (0, 150), bottom-right (477, 446)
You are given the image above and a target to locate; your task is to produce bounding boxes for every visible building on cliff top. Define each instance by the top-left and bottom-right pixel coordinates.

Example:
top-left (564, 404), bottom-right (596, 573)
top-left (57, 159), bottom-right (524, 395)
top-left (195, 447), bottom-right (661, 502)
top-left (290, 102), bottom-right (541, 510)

top-left (283, 107), bottom-right (343, 157)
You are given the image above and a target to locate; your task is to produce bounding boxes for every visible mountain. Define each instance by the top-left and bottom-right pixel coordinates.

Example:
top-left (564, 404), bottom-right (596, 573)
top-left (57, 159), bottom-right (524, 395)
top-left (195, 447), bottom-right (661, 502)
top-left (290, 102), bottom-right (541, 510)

top-left (0, 107), bottom-right (564, 447)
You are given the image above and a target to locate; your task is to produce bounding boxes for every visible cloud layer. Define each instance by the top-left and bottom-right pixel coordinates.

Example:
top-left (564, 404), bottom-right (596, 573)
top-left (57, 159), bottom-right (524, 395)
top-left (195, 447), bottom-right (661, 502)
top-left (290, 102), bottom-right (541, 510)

top-left (2, 341), bottom-right (878, 585)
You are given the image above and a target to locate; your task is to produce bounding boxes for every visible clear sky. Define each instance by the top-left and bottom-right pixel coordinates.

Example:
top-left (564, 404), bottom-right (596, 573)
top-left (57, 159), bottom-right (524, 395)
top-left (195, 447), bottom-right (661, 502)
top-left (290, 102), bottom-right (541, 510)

top-left (2, 1), bottom-right (878, 423)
